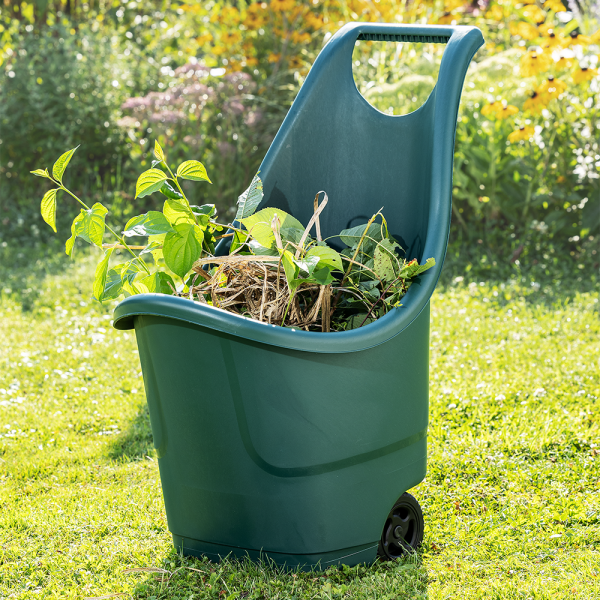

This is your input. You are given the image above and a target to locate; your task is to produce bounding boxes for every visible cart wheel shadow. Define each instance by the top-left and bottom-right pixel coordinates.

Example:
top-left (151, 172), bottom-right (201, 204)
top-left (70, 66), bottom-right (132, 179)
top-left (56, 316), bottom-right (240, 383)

top-left (125, 549), bottom-right (430, 597)
top-left (106, 404), bottom-right (155, 461)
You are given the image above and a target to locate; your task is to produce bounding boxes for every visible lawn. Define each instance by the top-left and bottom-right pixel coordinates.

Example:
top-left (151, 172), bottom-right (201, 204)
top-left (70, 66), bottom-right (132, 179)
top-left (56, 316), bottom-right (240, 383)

top-left (0, 250), bottom-right (598, 599)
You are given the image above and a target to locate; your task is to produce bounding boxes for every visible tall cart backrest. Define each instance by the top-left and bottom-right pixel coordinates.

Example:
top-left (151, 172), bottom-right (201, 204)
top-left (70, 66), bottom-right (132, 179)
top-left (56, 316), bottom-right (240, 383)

top-left (258, 23), bottom-right (484, 285)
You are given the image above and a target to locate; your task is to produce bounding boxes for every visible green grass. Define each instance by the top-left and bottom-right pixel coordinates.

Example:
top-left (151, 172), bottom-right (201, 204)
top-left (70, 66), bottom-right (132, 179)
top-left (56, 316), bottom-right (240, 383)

top-left (0, 250), bottom-right (598, 599)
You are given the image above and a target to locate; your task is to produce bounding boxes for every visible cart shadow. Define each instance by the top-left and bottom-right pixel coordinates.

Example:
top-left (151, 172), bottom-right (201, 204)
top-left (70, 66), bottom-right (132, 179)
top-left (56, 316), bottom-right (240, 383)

top-left (106, 404), bottom-right (155, 461)
top-left (125, 550), bottom-right (430, 597)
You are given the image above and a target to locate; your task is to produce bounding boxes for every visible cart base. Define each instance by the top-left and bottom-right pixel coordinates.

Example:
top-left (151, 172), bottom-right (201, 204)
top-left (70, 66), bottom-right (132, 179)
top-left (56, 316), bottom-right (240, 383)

top-left (173, 534), bottom-right (379, 570)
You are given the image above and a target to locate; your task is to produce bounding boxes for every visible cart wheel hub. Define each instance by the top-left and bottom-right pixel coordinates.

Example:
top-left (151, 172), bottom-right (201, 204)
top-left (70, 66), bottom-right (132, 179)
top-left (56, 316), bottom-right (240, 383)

top-left (394, 526), bottom-right (403, 538)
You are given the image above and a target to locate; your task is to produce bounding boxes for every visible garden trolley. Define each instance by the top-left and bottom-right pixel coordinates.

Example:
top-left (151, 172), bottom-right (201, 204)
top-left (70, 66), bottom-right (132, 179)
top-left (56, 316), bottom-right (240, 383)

top-left (113, 22), bottom-right (484, 569)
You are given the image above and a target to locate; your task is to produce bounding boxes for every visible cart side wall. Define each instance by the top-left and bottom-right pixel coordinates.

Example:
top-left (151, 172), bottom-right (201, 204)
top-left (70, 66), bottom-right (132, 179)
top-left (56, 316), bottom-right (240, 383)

top-left (134, 304), bottom-right (430, 556)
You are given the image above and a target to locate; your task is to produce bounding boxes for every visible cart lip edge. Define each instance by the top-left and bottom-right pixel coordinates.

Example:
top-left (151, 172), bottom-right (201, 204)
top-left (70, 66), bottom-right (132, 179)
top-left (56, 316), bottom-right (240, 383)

top-left (112, 281), bottom-right (431, 354)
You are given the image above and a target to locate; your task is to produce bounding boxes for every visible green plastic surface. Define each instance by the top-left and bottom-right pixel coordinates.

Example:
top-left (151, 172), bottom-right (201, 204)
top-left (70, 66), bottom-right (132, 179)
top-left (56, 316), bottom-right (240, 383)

top-left (113, 22), bottom-right (483, 568)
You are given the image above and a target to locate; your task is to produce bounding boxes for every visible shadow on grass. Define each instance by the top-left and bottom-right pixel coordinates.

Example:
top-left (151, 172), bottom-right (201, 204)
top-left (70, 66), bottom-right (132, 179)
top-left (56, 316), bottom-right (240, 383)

top-left (107, 404), bottom-right (155, 461)
top-left (125, 549), bottom-right (429, 599)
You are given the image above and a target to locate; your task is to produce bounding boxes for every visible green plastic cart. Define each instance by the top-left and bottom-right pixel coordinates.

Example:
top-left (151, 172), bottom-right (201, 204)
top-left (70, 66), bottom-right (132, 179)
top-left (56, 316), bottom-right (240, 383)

top-left (114, 22), bottom-right (484, 569)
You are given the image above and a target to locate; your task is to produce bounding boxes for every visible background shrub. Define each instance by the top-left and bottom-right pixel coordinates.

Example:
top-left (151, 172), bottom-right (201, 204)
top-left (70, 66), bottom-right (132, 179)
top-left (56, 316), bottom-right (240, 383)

top-left (0, 0), bottom-right (598, 279)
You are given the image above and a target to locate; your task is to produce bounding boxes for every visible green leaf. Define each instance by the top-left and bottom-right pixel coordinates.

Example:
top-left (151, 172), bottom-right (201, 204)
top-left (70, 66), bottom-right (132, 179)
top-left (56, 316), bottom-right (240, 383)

top-left (123, 211), bottom-right (173, 237)
top-left (241, 208), bottom-right (304, 250)
top-left (65, 203), bottom-right (108, 254)
top-left (373, 238), bottom-right (402, 283)
top-left (135, 168), bottom-right (168, 198)
top-left (159, 180), bottom-right (183, 200)
top-left (163, 223), bottom-right (204, 277)
top-left (65, 212), bottom-right (85, 256)
top-left (191, 204), bottom-right (217, 217)
top-left (176, 160), bottom-right (212, 183)
top-left (93, 248), bottom-right (113, 302)
top-left (154, 140), bottom-right (166, 164)
top-left (163, 199), bottom-right (196, 226)
top-left (279, 249), bottom-right (300, 293)
top-left (305, 267), bottom-right (335, 286)
top-left (305, 246), bottom-right (343, 272)
top-left (52, 146), bottom-right (78, 182)
top-left (400, 257), bottom-right (436, 278)
top-left (102, 268), bottom-right (124, 301)
top-left (235, 173), bottom-right (263, 220)
top-left (30, 168), bottom-right (50, 179)
top-left (339, 223), bottom-right (384, 248)
top-left (40, 189), bottom-right (59, 233)
top-left (80, 203), bottom-right (108, 247)
top-left (141, 271), bottom-right (176, 294)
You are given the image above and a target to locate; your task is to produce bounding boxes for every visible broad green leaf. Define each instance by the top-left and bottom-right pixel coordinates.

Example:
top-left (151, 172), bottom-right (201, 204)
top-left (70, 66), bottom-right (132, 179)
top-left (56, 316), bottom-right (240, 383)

top-left (296, 254), bottom-right (321, 276)
top-left (117, 260), bottom-right (143, 285)
top-left (163, 199), bottom-right (196, 226)
top-left (30, 168), bottom-right (50, 179)
top-left (148, 234), bottom-right (166, 263)
top-left (305, 267), bottom-right (335, 286)
top-left (241, 208), bottom-right (304, 250)
top-left (163, 223), bottom-right (204, 277)
top-left (93, 248), bottom-right (113, 302)
top-left (176, 160), bottom-right (212, 183)
top-left (305, 246), bottom-right (343, 272)
top-left (123, 211), bottom-right (173, 237)
top-left (235, 173), bottom-right (263, 220)
top-left (135, 168), bottom-right (168, 198)
top-left (373, 238), bottom-right (402, 283)
top-left (64, 204), bottom-right (106, 255)
top-left (102, 267), bottom-right (124, 301)
top-left (280, 227), bottom-right (305, 246)
top-left (141, 271), bottom-right (175, 294)
top-left (123, 279), bottom-right (150, 296)
top-left (77, 202), bottom-right (108, 247)
top-left (339, 223), bottom-right (384, 248)
top-left (400, 257), bottom-right (436, 278)
top-left (279, 248), bottom-right (300, 293)
top-left (154, 140), bottom-right (166, 164)
top-left (40, 188), bottom-right (59, 233)
top-left (159, 180), bottom-right (183, 200)
top-left (191, 204), bottom-right (217, 217)
top-left (65, 211), bottom-right (85, 256)
top-left (52, 146), bottom-right (78, 182)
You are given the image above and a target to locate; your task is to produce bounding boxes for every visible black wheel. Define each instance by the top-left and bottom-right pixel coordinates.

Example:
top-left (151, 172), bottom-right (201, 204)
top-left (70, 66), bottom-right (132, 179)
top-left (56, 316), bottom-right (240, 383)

top-left (377, 492), bottom-right (424, 560)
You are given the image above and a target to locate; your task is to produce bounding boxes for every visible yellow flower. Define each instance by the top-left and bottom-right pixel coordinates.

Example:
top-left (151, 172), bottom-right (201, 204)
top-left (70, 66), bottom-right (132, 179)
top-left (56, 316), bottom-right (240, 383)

top-left (567, 32), bottom-right (591, 46)
top-left (544, 0), bottom-right (566, 12)
top-left (288, 56), bottom-right (304, 69)
top-left (572, 67), bottom-right (598, 84)
top-left (212, 45), bottom-right (227, 56)
top-left (540, 31), bottom-right (568, 49)
top-left (555, 55), bottom-right (574, 70)
top-left (244, 57), bottom-right (259, 68)
top-left (221, 31), bottom-right (242, 45)
top-left (508, 126), bottom-right (535, 142)
top-left (591, 29), bottom-right (600, 44)
top-left (305, 12), bottom-right (324, 30)
top-left (438, 12), bottom-right (456, 25)
top-left (522, 5), bottom-right (546, 23)
top-left (520, 49), bottom-right (552, 77)
top-left (270, 0), bottom-right (295, 12)
top-left (291, 31), bottom-right (312, 44)
top-left (268, 53), bottom-right (281, 63)
top-left (481, 101), bottom-right (519, 120)
top-left (510, 21), bottom-right (539, 40)
top-left (487, 5), bottom-right (504, 21)
top-left (523, 91), bottom-right (546, 113)
top-left (536, 76), bottom-right (567, 100)
top-left (196, 33), bottom-right (213, 46)
top-left (444, 0), bottom-right (465, 11)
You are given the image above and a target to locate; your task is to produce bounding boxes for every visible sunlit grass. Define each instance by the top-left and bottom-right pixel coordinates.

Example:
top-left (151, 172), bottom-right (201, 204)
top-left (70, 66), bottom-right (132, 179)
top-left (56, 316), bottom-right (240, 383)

top-left (0, 251), bottom-right (598, 599)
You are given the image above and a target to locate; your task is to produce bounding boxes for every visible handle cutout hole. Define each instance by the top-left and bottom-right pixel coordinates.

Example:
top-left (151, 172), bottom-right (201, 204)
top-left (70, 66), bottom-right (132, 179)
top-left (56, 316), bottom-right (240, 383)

top-left (352, 40), bottom-right (443, 116)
